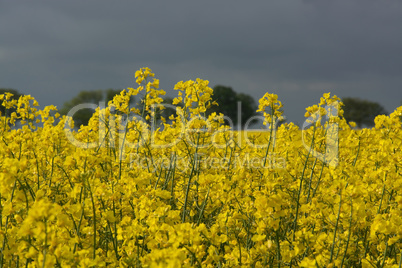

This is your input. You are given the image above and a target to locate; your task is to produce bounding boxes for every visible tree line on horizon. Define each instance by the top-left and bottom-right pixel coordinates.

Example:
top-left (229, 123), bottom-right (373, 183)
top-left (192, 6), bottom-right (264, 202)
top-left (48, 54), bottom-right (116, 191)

top-left (0, 87), bottom-right (391, 129)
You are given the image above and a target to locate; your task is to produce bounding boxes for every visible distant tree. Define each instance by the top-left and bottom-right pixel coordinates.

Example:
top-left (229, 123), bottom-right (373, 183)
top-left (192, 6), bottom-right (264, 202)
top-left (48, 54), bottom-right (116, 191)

top-left (208, 85), bottom-right (257, 128)
top-left (342, 97), bottom-right (388, 128)
top-left (105, 89), bottom-right (122, 104)
top-left (0, 88), bottom-right (22, 116)
top-left (60, 89), bottom-right (128, 127)
top-left (237, 93), bottom-right (259, 126)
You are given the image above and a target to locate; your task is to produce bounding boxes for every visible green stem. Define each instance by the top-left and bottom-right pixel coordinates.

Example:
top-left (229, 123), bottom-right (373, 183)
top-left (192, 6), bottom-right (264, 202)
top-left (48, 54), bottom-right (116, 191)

top-left (0, 180), bottom-right (17, 267)
top-left (182, 134), bottom-right (200, 222)
top-left (197, 188), bottom-right (210, 225)
top-left (42, 220), bottom-right (47, 268)
top-left (329, 192), bottom-right (342, 263)
top-left (381, 242), bottom-right (388, 268)
top-left (275, 229), bottom-right (281, 268)
top-left (340, 199), bottom-right (353, 267)
top-left (86, 176), bottom-right (97, 260)
top-left (182, 156), bottom-right (196, 223)
top-left (293, 126), bottom-right (316, 241)
top-left (377, 182), bottom-right (386, 214)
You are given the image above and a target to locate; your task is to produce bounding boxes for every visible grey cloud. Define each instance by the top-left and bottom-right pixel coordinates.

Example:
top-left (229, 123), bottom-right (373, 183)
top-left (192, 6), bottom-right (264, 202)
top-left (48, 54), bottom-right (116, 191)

top-left (0, 0), bottom-right (401, 124)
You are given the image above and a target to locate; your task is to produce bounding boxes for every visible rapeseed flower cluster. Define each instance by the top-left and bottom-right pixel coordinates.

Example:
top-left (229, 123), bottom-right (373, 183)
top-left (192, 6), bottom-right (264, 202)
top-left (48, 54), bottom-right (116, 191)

top-left (0, 68), bottom-right (401, 267)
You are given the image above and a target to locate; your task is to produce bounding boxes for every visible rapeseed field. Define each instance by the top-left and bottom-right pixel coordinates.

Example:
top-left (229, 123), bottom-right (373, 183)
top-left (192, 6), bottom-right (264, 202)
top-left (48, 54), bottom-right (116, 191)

top-left (1, 68), bottom-right (401, 267)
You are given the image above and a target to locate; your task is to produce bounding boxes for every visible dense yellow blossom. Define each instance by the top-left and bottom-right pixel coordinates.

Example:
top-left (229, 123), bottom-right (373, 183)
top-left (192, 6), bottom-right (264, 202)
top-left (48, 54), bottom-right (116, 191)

top-left (0, 68), bottom-right (401, 267)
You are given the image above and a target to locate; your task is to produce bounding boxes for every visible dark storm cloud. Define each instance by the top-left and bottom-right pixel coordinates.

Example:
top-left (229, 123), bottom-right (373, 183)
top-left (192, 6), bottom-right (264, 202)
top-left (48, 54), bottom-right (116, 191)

top-left (0, 0), bottom-right (401, 124)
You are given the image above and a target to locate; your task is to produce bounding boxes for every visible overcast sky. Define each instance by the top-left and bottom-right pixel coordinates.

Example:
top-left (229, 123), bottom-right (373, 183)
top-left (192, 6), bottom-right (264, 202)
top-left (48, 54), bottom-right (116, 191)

top-left (1, 0), bottom-right (401, 125)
